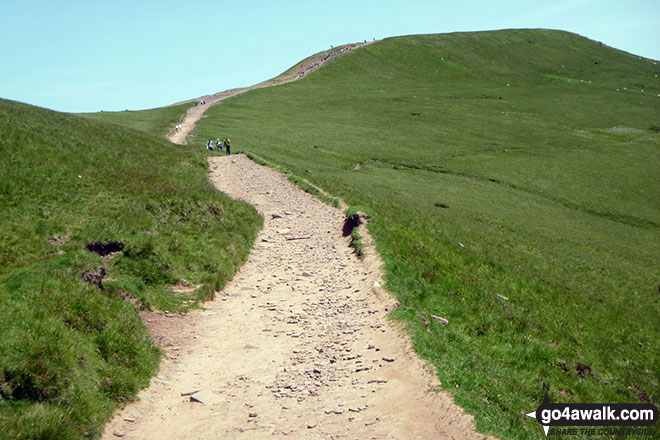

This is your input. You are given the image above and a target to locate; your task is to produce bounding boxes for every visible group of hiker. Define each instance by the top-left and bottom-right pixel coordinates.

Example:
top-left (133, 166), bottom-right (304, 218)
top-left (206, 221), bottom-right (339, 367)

top-left (298, 46), bottom-right (350, 78)
top-left (207, 137), bottom-right (231, 155)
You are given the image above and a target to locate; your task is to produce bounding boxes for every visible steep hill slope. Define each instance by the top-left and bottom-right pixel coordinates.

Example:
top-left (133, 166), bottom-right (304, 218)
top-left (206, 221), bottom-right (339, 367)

top-left (193, 29), bottom-right (660, 438)
top-left (0, 99), bottom-right (261, 439)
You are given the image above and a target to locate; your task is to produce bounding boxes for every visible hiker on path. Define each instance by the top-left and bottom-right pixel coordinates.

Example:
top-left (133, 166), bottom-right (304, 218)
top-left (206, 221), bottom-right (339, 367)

top-left (206, 139), bottom-right (214, 151)
top-left (224, 137), bottom-right (231, 155)
top-left (216, 138), bottom-right (223, 155)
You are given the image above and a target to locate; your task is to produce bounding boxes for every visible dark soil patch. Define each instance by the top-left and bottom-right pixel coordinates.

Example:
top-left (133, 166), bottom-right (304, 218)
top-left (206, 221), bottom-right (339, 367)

top-left (575, 363), bottom-right (592, 378)
top-left (85, 241), bottom-right (124, 256)
top-left (343, 213), bottom-right (363, 237)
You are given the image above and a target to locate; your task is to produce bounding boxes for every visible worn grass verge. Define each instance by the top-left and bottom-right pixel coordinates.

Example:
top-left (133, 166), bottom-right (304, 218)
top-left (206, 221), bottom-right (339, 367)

top-left (244, 151), bottom-right (340, 208)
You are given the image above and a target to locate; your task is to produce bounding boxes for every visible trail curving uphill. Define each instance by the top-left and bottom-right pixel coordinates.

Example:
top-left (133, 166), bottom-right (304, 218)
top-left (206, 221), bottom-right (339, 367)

top-left (166, 78), bottom-right (300, 145)
top-left (166, 87), bottom-right (259, 145)
top-left (101, 155), bottom-right (492, 439)
top-left (166, 41), bottom-right (376, 145)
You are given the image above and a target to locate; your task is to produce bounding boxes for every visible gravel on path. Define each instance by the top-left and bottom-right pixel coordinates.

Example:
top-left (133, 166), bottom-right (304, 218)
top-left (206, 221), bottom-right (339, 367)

top-left (101, 154), bottom-right (492, 439)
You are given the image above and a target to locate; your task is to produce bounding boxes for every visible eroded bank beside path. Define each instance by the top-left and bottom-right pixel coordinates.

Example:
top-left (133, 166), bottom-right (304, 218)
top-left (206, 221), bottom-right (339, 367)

top-left (102, 154), bottom-right (491, 439)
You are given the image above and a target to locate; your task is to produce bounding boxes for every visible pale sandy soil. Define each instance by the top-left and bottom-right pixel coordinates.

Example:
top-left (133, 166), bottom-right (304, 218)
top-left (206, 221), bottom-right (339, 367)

top-left (101, 155), bottom-right (493, 439)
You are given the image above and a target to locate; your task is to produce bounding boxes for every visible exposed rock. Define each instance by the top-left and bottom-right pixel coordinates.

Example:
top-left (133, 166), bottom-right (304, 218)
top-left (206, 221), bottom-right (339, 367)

top-left (190, 389), bottom-right (221, 405)
top-left (181, 389), bottom-right (201, 396)
top-left (430, 314), bottom-right (449, 325)
top-left (81, 267), bottom-right (106, 289)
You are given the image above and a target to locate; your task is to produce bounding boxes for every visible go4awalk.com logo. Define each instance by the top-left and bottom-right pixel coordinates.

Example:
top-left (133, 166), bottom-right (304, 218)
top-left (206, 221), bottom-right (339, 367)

top-left (525, 384), bottom-right (659, 437)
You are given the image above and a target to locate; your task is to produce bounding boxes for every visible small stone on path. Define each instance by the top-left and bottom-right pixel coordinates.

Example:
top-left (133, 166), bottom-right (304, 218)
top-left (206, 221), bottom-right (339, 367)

top-left (181, 389), bottom-right (201, 396)
top-left (189, 389), bottom-right (221, 405)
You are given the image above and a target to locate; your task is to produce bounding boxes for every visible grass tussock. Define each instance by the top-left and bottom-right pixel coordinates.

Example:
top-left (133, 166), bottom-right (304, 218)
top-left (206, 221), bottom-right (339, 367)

top-left (349, 228), bottom-right (364, 258)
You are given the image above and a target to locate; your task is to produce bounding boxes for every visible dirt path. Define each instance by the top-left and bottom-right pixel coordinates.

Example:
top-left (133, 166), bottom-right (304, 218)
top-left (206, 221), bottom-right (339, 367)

top-left (166, 41), bottom-right (377, 145)
top-left (101, 155), bottom-right (491, 439)
top-left (166, 82), bottom-right (290, 145)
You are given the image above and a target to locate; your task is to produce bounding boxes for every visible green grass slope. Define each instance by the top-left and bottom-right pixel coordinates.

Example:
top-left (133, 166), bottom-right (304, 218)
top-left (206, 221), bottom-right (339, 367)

top-left (0, 99), bottom-right (261, 439)
top-left (194, 29), bottom-right (660, 438)
top-left (76, 102), bottom-right (192, 138)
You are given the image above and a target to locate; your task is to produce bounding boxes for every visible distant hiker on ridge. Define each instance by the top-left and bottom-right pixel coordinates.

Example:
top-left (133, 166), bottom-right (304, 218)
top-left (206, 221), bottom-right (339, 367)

top-left (207, 139), bottom-right (214, 151)
top-left (224, 137), bottom-right (231, 155)
top-left (216, 138), bottom-right (223, 155)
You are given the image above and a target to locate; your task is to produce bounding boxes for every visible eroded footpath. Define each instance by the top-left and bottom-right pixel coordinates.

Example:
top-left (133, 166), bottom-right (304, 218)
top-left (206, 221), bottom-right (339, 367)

top-left (102, 154), bottom-right (490, 439)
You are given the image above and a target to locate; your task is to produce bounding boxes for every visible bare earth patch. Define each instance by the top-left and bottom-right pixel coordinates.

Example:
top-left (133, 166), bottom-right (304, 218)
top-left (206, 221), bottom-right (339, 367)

top-left (101, 154), bottom-right (493, 439)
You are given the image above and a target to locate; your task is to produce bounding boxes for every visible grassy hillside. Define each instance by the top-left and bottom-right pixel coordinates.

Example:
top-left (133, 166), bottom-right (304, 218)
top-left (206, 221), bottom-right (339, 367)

top-left (193, 29), bottom-right (660, 439)
top-left (0, 99), bottom-right (261, 439)
top-left (76, 101), bottom-right (192, 137)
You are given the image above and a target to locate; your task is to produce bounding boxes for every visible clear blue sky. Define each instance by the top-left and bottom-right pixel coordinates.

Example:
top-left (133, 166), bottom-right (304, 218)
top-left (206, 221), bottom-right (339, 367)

top-left (1, 0), bottom-right (658, 112)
